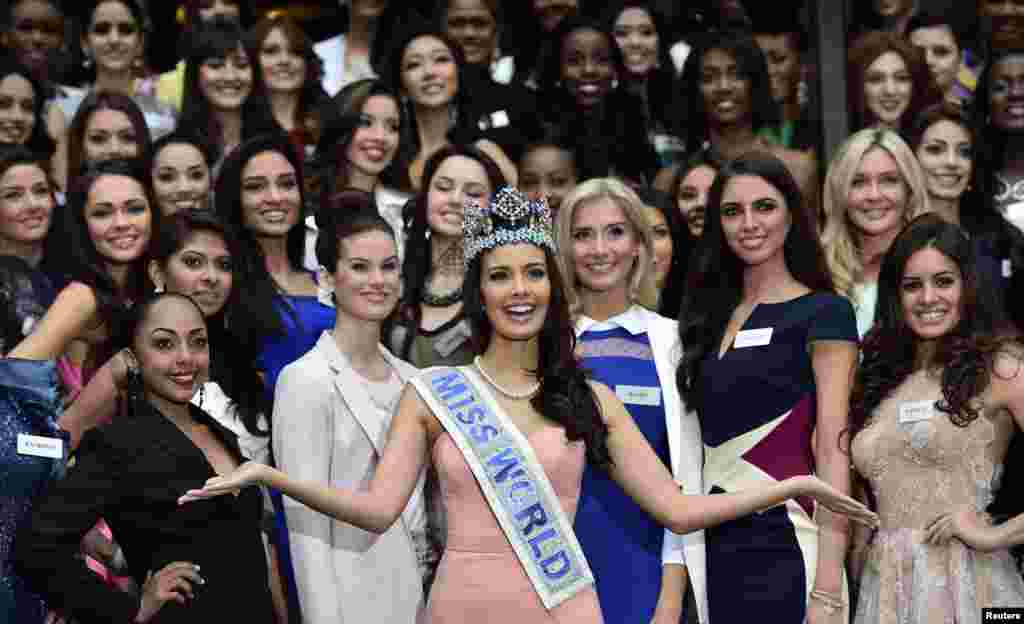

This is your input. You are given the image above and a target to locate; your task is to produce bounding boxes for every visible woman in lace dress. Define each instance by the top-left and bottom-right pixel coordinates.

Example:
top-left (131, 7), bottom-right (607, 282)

top-left (849, 214), bottom-right (1024, 623)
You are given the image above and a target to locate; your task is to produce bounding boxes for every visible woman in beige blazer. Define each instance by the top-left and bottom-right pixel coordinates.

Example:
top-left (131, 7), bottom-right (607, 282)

top-left (273, 195), bottom-right (429, 623)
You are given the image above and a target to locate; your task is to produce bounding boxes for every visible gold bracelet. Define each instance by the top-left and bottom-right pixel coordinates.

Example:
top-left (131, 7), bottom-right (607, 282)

top-left (809, 589), bottom-right (846, 614)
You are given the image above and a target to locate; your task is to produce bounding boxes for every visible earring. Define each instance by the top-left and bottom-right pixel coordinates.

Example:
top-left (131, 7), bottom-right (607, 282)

top-left (612, 79), bottom-right (619, 90)
top-left (82, 51), bottom-right (93, 70)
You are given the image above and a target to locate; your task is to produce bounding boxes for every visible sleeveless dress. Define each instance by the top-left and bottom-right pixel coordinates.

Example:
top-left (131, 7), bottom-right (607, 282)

top-left (576, 325), bottom-right (676, 623)
top-left (0, 359), bottom-right (65, 624)
top-left (851, 369), bottom-right (1024, 623)
top-left (697, 292), bottom-right (857, 622)
top-left (426, 427), bottom-right (604, 623)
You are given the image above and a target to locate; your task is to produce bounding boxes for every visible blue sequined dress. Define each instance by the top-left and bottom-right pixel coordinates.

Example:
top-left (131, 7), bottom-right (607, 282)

top-left (0, 359), bottom-right (66, 624)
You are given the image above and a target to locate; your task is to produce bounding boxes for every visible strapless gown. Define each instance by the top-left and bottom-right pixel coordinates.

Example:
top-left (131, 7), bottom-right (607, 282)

top-left (426, 427), bottom-right (604, 623)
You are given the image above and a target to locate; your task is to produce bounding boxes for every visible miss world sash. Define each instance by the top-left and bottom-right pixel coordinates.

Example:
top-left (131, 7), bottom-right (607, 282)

top-left (410, 366), bottom-right (594, 609)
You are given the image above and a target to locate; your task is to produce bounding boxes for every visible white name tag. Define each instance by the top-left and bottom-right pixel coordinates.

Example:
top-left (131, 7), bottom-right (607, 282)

top-left (734, 327), bottom-right (773, 349)
top-left (1003, 258), bottom-right (1013, 279)
top-left (17, 433), bottom-right (63, 459)
top-left (1005, 202), bottom-right (1024, 232)
top-left (898, 400), bottom-right (934, 424)
top-left (616, 385), bottom-right (662, 407)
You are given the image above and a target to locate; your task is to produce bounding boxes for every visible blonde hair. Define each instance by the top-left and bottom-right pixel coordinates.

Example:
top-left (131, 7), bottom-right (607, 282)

top-left (555, 178), bottom-right (659, 316)
top-left (821, 127), bottom-right (930, 300)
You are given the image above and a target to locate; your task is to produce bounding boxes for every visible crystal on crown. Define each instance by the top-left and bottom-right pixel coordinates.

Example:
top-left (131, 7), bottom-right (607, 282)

top-left (463, 187), bottom-right (557, 268)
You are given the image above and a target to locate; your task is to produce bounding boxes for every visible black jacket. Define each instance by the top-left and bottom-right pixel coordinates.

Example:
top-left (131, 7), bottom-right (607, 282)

top-left (16, 401), bottom-right (273, 624)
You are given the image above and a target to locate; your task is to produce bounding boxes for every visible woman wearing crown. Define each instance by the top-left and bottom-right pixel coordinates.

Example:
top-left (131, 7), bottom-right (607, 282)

top-left (180, 187), bottom-right (877, 622)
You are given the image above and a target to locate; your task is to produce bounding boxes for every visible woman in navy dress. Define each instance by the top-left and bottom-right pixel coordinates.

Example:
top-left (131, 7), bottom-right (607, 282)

top-left (556, 178), bottom-right (707, 624)
top-left (677, 152), bottom-right (858, 622)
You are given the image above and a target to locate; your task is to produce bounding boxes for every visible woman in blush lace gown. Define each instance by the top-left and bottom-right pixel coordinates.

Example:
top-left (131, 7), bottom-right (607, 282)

top-left (849, 214), bottom-right (1024, 623)
top-left (181, 187), bottom-right (877, 623)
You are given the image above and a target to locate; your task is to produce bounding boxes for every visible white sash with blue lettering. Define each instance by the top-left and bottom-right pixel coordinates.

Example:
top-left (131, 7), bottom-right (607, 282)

top-left (410, 366), bottom-right (594, 609)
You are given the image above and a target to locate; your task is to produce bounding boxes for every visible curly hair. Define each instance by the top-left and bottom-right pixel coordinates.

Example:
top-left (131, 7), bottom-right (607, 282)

top-left (847, 30), bottom-right (939, 132)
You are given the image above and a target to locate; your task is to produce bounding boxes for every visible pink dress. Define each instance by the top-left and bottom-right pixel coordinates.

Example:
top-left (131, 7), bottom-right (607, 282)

top-left (426, 427), bottom-right (604, 623)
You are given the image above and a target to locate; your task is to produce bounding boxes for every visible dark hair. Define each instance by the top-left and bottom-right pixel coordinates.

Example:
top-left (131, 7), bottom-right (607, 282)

top-left (0, 57), bottom-right (56, 157)
top-left (677, 151), bottom-right (833, 410)
top-left (905, 8), bottom-right (967, 54)
top-left (314, 79), bottom-right (403, 201)
top-left (851, 214), bottom-right (997, 437)
top-left (668, 147), bottom-right (724, 204)
top-left (675, 29), bottom-right (782, 151)
top-left (847, 30), bottom-right (939, 133)
top-left (0, 146), bottom-right (60, 273)
top-left (179, 18), bottom-right (281, 163)
top-left (118, 291), bottom-right (206, 416)
top-left (315, 190), bottom-right (396, 271)
top-left (146, 130), bottom-right (215, 211)
top-left (148, 210), bottom-right (270, 437)
top-left (389, 144), bottom-right (507, 359)
top-left (66, 92), bottom-right (152, 183)
top-left (214, 132), bottom-right (306, 346)
top-left (182, 0), bottom-right (252, 27)
top-left (246, 16), bottom-right (328, 140)
top-left (465, 240), bottom-right (611, 469)
top-left (383, 26), bottom-right (478, 192)
top-left (636, 185), bottom-right (690, 318)
top-left (435, 0), bottom-right (502, 31)
top-left (535, 16), bottom-right (625, 101)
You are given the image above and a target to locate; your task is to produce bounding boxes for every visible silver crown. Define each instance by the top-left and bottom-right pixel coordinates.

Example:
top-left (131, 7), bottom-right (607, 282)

top-left (463, 187), bottom-right (557, 267)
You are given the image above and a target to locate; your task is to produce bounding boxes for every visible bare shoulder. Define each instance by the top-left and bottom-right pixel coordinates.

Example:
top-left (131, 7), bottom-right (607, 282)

top-left (55, 282), bottom-right (99, 313)
top-left (398, 379), bottom-right (444, 440)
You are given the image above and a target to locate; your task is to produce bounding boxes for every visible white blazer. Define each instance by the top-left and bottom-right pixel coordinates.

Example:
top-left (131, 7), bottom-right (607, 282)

top-left (575, 305), bottom-right (708, 624)
top-left (314, 34), bottom-right (377, 97)
top-left (274, 332), bottom-right (426, 624)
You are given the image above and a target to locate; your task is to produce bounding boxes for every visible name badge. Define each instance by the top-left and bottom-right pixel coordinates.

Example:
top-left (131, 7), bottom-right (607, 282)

top-left (898, 400), bottom-right (934, 424)
top-left (734, 327), bottom-right (773, 349)
top-left (1004, 201), bottom-right (1024, 231)
top-left (1003, 259), bottom-right (1013, 279)
top-left (491, 110), bottom-right (510, 128)
top-left (434, 320), bottom-right (472, 358)
top-left (616, 385), bottom-right (662, 407)
top-left (17, 433), bottom-right (64, 459)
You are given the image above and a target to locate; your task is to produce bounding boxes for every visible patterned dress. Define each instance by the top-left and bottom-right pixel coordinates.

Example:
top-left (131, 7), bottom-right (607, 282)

top-left (851, 369), bottom-right (1024, 623)
top-left (696, 292), bottom-right (857, 622)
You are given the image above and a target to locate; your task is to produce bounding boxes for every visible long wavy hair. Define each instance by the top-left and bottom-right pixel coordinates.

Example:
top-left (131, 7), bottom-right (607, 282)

top-left (214, 133), bottom-right (306, 346)
top-left (821, 127), bottom-right (929, 301)
top-left (179, 18), bottom-right (281, 163)
top-left (465, 241), bottom-right (612, 469)
top-left (674, 29), bottom-right (781, 152)
top-left (0, 56), bottom-right (56, 158)
top-left (846, 30), bottom-right (938, 133)
top-left (677, 151), bottom-right (833, 411)
top-left (66, 92), bottom-right (152, 184)
top-left (146, 209), bottom-right (269, 437)
top-left (389, 144), bottom-right (506, 360)
top-left (555, 177), bottom-right (659, 316)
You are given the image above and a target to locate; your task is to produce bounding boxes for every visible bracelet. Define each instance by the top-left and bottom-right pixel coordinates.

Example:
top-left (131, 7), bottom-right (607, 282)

top-left (809, 589), bottom-right (846, 614)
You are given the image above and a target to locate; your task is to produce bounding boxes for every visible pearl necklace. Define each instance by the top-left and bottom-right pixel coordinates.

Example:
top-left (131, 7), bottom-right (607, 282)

top-left (473, 357), bottom-right (541, 400)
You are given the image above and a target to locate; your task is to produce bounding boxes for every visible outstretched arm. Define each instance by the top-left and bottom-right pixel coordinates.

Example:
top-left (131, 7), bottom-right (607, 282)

top-left (9, 282), bottom-right (98, 361)
top-left (182, 384), bottom-right (432, 534)
top-left (594, 383), bottom-right (877, 534)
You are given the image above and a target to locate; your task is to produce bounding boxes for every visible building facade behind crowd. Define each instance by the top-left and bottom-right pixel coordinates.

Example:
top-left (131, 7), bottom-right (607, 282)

top-left (1, 0), bottom-right (1024, 623)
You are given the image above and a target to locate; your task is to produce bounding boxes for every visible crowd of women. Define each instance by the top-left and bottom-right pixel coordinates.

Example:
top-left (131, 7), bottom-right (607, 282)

top-left (1, 0), bottom-right (1024, 623)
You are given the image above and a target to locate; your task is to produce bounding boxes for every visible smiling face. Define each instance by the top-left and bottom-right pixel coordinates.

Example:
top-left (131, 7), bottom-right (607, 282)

top-left (83, 1), bottom-right (143, 76)
top-left (400, 35), bottom-right (458, 109)
top-left (643, 204), bottom-right (672, 288)
top-left (345, 94), bottom-right (400, 184)
top-left (990, 54), bottom-right (1024, 132)
top-left (863, 51), bottom-right (912, 128)
top-left (444, 0), bottom-right (498, 66)
top-left (198, 45), bottom-right (253, 112)
top-left (239, 150), bottom-right (301, 238)
top-left (915, 119), bottom-right (972, 203)
top-left (560, 27), bottom-right (616, 110)
top-left (0, 74), bottom-right (36, 145)
top-left (83, 108), bottom-right (140, 166)
top-left (135, 296), bottom-right (209, 410)
top-left (719, 174), bottom-right (791, 267)
top-left (518, 145), bottom-right (577, 213)
top-left (84, 173), bottom-right (152, 265)
top-left (480, 242), bottom-right (551, 342)
top-left (700, 48), bottom-right (752, 127)
top-left (426, 155), bottom-right (492, 238)
top-left (900, 245), bottom-right (963, 341)
top-left (151, 142), bottom-right (211, 216)
top-left (0, 163), bottom-right (53, 246)
top-left (613, 7), bottom-right (659, 78)
top-left (7, 0), bottom-right (65, 77)
top-left (846, 146), bottom-right (908, 239)
top-left (328, 229), bottom-right (400, 322)
top-left (676, 164), bottom-right (716, 237)
top-left (569, 196), bottom-right (639, 299)
top-left (259, 27), bottom-right (306, 94)
top-left (150, 229), bottom-right (232, 317)
top-left (909, 25), bottom-right (960, 94)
